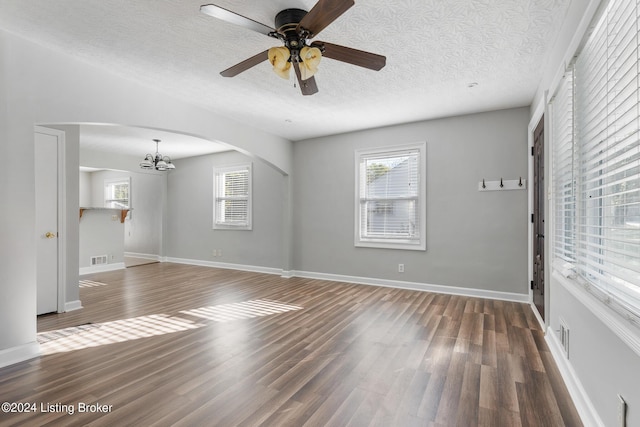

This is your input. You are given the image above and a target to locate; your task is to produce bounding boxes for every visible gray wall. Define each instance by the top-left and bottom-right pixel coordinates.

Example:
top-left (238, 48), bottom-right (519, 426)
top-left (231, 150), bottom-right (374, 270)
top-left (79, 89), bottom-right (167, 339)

top-left (293, 107), bottom-right (530, 294)
top-left (549, 278), bottom-right (640, 426)
top-left (166, 151), bottom-right (284, 269)
top-left (79, 209), bottom-right (125, 268)
top-left (87, 169), bottom-right (165, 257)
top-left (79, 170), bottom-right (92, 207)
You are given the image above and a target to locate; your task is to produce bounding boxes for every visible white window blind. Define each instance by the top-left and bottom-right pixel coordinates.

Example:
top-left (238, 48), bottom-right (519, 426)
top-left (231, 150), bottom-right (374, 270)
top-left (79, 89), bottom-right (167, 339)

top-left (570, 0), bottom-right (640, 322)
top-left (551, 69), bottom-right (576, 265)
top-left (213, 164), bottom-right (252, 230)
top-left (355, 143), bottom-right (426, 250)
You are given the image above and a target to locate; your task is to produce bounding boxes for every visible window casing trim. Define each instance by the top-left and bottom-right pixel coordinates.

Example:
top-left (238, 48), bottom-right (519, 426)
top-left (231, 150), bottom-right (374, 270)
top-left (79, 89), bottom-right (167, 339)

top-left (354, 142), bottom-right (427, 251)
top-left (213, 163), bottom-right (252, 230)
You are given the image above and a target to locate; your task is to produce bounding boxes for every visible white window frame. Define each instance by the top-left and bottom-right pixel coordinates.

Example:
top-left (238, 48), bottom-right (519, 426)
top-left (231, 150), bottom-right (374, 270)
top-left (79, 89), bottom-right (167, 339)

top-left (213, 163), bottom-right (252, 230)
top-left (354, 142), bottom-right (426, 250)
top-left (104, 177), bottom-right (131, 218)
top-left (549, 0), bottom-right (640, 327)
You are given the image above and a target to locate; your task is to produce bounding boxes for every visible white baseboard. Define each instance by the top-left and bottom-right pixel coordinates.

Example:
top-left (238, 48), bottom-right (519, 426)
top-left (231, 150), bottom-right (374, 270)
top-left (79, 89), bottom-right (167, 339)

top-left (164, 257), bottom-right (282, 276)
top-left (546, 331), bottom-right (604, 427)
top-left (124, 252), bottom-right (161, 261)
top-left (0, 341), bottom-right (40, 369)
top-left (160, 259), bottom-right (528, 303)
top-left (64, 300), bottom-right (83, 312)
top-left (530, 302), bottom-right (546, 331)
top-left (159, 258), bottom-right (529, 303)
top-left (79, 262), bottom-right (125, 276)
top-left (290, 270), bottom-right (530, 303)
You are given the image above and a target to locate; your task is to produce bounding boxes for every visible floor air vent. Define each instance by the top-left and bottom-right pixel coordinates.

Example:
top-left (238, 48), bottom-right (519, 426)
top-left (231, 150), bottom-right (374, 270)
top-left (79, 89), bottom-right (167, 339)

top-left (90, 255), bottom-right (108, 266)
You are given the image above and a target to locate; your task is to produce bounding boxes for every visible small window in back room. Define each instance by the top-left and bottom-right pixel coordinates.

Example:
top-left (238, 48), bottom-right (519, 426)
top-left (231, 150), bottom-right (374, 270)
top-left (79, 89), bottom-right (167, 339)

top-left (104, 178), bottom-right (130, 209)
top-left (213, 163), bottom-right (252, 230)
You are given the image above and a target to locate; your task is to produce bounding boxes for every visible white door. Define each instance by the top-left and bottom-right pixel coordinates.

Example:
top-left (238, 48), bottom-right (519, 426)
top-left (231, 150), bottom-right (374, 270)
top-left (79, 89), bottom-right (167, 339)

top-left (35, 130), bottom-right (59, 315)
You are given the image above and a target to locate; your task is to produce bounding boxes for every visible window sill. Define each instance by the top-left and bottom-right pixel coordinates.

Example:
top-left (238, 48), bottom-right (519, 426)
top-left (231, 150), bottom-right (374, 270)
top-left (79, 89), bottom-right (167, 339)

top-left (213, 224), bottom-right (252, 231)
top-left (355, 240), bottom-right (425, 251)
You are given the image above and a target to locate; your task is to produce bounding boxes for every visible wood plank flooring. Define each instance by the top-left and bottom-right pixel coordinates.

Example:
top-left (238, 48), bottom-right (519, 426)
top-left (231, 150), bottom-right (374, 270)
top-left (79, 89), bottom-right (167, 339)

top-left (0, 263), bottom-right (582, 426)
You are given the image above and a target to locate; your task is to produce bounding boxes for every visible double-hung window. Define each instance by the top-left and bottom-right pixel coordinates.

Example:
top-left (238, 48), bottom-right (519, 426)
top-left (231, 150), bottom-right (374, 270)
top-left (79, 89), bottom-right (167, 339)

top-left (551, 0), bottom-right (640, 324)
top-left (355, 143), bottom-right (426, 250)
top-left (213, 164), bottom-right (252, 230)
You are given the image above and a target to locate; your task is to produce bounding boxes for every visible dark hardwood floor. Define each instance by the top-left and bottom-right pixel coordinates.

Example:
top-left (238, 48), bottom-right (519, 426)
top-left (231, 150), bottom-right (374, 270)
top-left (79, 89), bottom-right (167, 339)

top-left (0, 263), bottom-right (582, 426)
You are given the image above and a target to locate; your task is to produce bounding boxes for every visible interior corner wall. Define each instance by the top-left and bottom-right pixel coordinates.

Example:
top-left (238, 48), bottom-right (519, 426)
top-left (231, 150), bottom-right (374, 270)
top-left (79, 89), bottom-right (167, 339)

top-left (165, 151), bottom-right (283, 270)
top-left (292, 107), bottom-right (530, 294)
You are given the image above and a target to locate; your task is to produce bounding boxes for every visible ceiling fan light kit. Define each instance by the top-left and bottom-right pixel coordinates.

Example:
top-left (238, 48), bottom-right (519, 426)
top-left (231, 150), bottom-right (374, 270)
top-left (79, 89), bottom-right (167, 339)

top-left (200, 0), bottom-right (386, 95)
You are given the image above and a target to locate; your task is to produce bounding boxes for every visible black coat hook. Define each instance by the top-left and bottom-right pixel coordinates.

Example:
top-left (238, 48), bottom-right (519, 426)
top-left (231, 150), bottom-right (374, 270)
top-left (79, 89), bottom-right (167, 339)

top-left (482, 179), bottom-right (486, 189)
top-left (500, 178), bottom-right (504, 188)
top-left (518, 176), bottom-right (523, 187)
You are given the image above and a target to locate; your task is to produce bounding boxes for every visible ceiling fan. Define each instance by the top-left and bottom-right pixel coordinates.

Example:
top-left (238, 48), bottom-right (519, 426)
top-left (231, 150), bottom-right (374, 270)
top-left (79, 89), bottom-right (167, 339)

top-left (200, 0), bottom-right (386, 95)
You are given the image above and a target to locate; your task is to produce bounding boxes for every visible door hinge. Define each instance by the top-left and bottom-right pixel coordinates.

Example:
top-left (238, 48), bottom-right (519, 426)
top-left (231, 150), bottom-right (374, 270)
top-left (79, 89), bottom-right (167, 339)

top-left (531, 213), bottom-right (534, 223)
top-left (531, 146), bottom-right (534, 156)
top-left (531, 280), bottom-right (535, 290)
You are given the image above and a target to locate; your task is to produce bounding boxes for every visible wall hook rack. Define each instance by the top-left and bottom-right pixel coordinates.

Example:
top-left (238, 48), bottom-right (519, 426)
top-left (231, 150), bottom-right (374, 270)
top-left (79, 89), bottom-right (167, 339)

top-left (478, 178), bottom-right (527, 191)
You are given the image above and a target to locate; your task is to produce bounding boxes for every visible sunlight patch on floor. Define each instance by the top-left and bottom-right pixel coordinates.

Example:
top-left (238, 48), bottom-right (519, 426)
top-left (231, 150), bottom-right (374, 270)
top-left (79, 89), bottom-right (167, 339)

top-left (37, 299), bottom-right (303, 355)
top-left (38, 314), bottom-right (204, 355)
top-left (180, 299), bottom-right (303, 322)
top-left (79, 279), bottom-right (108, 288)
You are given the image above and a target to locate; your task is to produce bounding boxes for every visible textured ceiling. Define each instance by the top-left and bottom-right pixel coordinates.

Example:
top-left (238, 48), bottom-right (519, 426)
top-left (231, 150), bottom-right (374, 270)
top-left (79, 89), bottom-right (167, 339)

top-left (0, 0), bottom-right (570, 146)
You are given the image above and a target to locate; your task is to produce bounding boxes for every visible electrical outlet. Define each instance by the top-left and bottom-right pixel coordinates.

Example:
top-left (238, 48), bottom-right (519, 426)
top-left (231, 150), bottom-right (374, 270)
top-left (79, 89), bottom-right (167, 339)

top-left (398, 264), bottom-right (404, 273)
top-left (618, 394), bottom-right (627, 427)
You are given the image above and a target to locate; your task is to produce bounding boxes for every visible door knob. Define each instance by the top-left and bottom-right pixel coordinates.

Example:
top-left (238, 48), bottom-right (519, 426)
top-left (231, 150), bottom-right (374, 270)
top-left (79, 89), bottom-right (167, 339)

top-left (45, 232), bottom-right (56, 239)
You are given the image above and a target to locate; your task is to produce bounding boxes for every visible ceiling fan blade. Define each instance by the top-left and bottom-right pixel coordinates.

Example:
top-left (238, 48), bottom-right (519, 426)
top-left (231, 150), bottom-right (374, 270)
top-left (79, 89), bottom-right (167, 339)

top-left (314, 41), bottom-right (386, 70)
top-left (220, 50), bottom-right (269, 77)
top-left (200, 4), bottom-right (275, 36)
top-left (293, 62), bottom-right (319, 95)
top-left (297, 0), bottom-right (354, 38)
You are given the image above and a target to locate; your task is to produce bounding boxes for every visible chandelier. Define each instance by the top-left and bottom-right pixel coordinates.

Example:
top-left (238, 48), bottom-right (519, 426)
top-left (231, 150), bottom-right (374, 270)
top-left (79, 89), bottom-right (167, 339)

top-left (139, 139), bottom-right (175, 171)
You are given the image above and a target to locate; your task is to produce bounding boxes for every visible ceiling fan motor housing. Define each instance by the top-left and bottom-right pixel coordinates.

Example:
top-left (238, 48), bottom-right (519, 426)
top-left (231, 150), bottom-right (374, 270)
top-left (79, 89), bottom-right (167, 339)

top-left (275, 8), bottom-right (308, 52)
